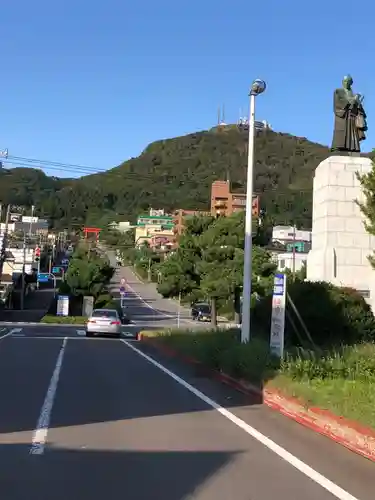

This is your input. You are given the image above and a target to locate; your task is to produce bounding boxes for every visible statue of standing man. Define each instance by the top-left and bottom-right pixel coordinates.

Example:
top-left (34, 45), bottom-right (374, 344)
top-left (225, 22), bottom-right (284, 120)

top-left (331, 75), bottom-right (367, 154)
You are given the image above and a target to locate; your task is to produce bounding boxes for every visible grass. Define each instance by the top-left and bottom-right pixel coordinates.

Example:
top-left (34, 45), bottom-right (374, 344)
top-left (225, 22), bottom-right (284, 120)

top-left (145, 328), bottom-right (375, 429)
top-left (40, 315), bottom-right (88, 324)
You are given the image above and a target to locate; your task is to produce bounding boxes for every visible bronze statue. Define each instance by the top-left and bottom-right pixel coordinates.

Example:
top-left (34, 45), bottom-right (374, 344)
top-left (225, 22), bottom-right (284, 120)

top-left (331, 75), bottom-right (367, 154)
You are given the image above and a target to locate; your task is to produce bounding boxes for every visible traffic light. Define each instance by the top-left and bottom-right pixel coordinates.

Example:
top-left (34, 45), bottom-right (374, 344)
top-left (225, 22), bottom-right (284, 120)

top-left (35, 247), bottom-right (41, 262)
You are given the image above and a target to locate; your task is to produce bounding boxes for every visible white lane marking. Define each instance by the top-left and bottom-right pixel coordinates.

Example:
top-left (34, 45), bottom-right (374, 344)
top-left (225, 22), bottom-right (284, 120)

top-left (0, 327), bottom-right (23, 340)
top-left (122, 283), bottom-right (174, 318)
top-left (29, 337), bottom-right (68, 455)
top-left (121, 340), bottom-right (360, 500)
top-left (123, 282), bottom-right (197, 326)
top-left (76, 330), bottom-right (86, 336)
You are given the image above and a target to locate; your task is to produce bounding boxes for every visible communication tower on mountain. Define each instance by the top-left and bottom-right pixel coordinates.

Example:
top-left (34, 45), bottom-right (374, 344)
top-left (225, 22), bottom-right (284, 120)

top-left (217, 105), bottom-right (227, 130)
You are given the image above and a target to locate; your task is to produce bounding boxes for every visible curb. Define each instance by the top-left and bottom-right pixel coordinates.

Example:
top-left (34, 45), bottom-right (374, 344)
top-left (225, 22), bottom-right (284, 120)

top-left (140, 335), bottom-right (375, 463)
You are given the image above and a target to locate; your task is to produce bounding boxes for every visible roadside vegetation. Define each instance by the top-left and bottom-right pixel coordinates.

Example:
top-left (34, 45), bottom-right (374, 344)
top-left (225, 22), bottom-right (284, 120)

top-left (101, 159), bottom-right (375, 430)
top-left (142, 328), bottom-right (375, 429)
top-left (47, 241), bottom-right (116, 317)
top-left (40, 315), bottom-right (88, 324)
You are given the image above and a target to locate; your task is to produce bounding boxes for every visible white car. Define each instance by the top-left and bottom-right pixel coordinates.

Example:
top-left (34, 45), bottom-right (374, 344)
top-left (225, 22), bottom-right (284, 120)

top-left (86, 308), bottom-right (123, 338)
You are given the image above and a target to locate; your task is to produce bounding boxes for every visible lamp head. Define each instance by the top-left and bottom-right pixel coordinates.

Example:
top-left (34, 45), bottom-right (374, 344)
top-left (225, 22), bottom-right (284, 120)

top-left (250, 79), bottom-right (266, 96)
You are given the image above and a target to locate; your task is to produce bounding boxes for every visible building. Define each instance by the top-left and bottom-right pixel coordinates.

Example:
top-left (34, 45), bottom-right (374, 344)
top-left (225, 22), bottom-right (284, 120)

top-left (271, 225), bottom-right (311, 273)
top-left (210, 180), bottom-right (259, 217)
top-left (272, 225), bottom-right (311, 247)
top-left (0, 218), bottom-right (48, 236)
top-left (108, 221), bottom-right (135, 233)
top-left (135, 211), bottom-right (175, 248)
top-left (276, 252), bottom-right (307, 273)
top-left (173, 209), bottom-right (211, 236)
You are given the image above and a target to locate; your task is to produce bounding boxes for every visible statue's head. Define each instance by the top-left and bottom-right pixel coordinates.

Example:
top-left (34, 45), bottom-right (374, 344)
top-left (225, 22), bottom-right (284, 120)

top-left (342, 75), bottom-right (353, 90)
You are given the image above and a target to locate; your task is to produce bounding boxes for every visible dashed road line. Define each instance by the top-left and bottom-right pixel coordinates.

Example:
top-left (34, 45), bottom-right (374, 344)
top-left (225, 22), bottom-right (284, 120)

top-left (30, 337), bottom-right (68, 455)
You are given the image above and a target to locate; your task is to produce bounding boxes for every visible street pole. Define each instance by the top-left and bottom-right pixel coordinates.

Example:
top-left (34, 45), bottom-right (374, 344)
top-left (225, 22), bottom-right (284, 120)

top-left (177, 291), bottom-right (181, 329)
top-left (241, 79), bottom-right (266, 344)
top-left (292, 225), bottom-right (296, 281)
top-left (20, 232), bottom-right (26, 310)
top-left (0, 205), bottom-right (11, 281)
top-left (29, 205), bottom-right (35, 238)
top-left (147, 257), bottom-right (152, 282)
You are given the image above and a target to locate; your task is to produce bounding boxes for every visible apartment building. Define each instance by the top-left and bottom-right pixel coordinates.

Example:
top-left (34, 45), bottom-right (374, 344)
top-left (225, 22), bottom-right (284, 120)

top-left (210, 180), bottom-right (260, 217)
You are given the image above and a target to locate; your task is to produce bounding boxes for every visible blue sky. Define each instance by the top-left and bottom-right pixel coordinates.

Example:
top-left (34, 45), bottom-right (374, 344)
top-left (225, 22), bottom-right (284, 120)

top-left (0, 0), bottom-right (374, 178)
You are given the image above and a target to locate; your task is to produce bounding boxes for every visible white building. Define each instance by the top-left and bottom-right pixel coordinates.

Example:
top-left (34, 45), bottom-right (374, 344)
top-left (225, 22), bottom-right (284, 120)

top-left (271, 225), bottom-right (311, 273)
top-left (272, 225), bottom-right (311, 245)
top-left (277, 252), bottom-right (307, 273)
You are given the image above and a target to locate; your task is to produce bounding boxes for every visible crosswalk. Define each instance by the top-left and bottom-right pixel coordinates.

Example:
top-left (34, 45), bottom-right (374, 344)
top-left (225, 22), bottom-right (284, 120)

top-left (0, 327), bottom-right (138, 340)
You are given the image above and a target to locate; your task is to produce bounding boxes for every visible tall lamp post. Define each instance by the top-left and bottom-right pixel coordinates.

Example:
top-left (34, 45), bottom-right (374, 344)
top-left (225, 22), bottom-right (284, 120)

top-left (241, 79), bottom-right (266, 343)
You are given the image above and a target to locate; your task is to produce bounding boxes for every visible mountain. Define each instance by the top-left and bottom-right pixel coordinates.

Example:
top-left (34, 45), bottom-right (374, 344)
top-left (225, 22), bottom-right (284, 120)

top-left (0, 127), bottom-right (331, 229)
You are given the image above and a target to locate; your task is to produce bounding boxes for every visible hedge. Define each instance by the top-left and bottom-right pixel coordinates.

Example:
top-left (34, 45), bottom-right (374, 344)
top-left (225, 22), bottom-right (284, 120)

top-left (41, 315), bottom-right (88, 324)
top-left (252, 280), bottom-right (375, 349)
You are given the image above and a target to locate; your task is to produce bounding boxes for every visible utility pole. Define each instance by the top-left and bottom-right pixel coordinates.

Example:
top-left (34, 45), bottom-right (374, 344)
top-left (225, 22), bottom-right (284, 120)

top-left (20, 231), bottom-right (27, 310)
top-left (28, 205), bottom-right (35, 238)
top-left (292, 225), bottom-right (296, 281)
top-left (147, 257), bottom-right (152, 281)
top-left (0, 205), bottom-right (11, 281)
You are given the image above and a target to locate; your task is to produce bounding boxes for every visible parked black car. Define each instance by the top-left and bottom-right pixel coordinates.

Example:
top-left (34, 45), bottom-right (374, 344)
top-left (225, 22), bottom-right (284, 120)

top-left (191, 302), bottom-right (211, 322)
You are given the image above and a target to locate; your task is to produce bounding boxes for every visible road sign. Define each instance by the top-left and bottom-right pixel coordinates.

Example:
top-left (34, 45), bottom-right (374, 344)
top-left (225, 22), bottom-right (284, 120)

top-left (270, 273), bottom-right (287, 358)
top-left (37, 273), bottom-right (50, 283)
top-left (56, 295), bottom-right (69, 316)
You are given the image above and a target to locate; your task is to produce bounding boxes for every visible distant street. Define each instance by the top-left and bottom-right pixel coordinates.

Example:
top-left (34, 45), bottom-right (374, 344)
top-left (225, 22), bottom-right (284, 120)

top-left (107, 251), bottom-right (230, 332)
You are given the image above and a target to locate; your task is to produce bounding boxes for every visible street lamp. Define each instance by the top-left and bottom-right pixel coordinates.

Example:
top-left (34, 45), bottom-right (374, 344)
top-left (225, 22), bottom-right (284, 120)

top-left (241, 79), bottom-right (266, 343)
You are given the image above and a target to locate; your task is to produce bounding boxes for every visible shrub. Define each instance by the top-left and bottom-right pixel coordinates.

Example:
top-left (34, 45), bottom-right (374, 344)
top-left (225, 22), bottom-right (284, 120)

top-left (252, 280), bottom-right (375, 348)
top-left (41, 315), bottom-right (88, 324)
top-left (155, 329), bottom-right (279, 385)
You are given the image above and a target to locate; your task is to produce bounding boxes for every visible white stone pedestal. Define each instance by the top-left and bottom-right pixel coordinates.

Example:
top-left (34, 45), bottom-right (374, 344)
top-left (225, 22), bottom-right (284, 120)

top-left (307, 155), bottom-right (375, 305)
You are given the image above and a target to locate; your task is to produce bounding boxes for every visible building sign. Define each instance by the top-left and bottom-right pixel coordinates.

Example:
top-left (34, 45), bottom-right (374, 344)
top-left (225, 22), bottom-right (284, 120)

top-left (22, 216), bottom-right (38, 223)
top-left (270, 273), bottom-right (287, 358)
top-left (56, 295), bottom-right (69, 316)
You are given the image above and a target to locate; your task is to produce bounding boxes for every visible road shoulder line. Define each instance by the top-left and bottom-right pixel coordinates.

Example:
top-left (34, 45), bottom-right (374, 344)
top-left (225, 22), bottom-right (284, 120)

top-left (120, 339), bottom-right (359, 500)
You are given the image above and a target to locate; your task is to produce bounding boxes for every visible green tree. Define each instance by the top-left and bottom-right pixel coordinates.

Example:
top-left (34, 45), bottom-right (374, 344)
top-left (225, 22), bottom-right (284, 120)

top-left (64, 245), bottom-right (114, 299)
top-left (157, 213), bottom-right (277, 322)
top-left (357, 160), bottom-right (375, 267)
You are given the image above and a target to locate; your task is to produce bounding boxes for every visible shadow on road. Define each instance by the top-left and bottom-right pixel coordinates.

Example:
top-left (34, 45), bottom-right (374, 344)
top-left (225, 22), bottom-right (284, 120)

top-left (0, 334), bottom-right (263, 437)
top-left (0, 444), bottom-right (240, 499)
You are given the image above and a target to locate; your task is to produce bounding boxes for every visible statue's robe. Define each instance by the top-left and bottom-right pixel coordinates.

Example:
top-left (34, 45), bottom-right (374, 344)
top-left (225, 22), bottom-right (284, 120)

top-left (331, 88), bottom-right (366, 153)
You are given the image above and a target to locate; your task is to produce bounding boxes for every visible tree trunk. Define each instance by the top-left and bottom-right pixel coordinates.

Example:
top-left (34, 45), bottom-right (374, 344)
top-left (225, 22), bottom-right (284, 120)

top-left (210, 297), bottom-right (217, 328)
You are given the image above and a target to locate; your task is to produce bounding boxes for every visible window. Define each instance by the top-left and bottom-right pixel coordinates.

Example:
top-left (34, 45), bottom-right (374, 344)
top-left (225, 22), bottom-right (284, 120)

top-left (92, 310), bottom-right (118, 318)
top-left (279, 259), bottom-right (285, 269)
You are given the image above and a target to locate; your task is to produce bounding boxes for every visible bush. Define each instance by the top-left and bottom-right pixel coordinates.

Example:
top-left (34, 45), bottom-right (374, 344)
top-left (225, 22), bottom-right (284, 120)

top-left (41, 315), bottom-right (88, 324)
top-left (252, 280), bottom-right (375, 348)
top-left (154, 329), bottom-right (279, 385)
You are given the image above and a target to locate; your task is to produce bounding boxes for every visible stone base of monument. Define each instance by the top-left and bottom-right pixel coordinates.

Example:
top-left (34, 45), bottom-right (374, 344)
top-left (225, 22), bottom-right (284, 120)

top-left (307, 155), bottom-right (375, 309)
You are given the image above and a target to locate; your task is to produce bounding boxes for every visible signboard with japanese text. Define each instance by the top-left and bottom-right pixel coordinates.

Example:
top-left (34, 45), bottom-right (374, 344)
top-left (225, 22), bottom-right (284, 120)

top-left (270, 273), bottom-right (287, 358)
top-left (56, 295), bottom-right (69, 316)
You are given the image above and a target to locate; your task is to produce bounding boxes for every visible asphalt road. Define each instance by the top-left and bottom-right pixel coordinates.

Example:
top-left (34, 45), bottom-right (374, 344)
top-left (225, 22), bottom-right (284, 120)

top-left (107, 258), bottom-right (231, 333)
top-left (0, 325), bottom-right (374, 499)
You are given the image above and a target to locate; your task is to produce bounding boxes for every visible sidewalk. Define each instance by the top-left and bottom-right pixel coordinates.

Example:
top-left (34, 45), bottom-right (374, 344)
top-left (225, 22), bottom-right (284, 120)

top-left (0, 285), bottom-right (55, 322)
